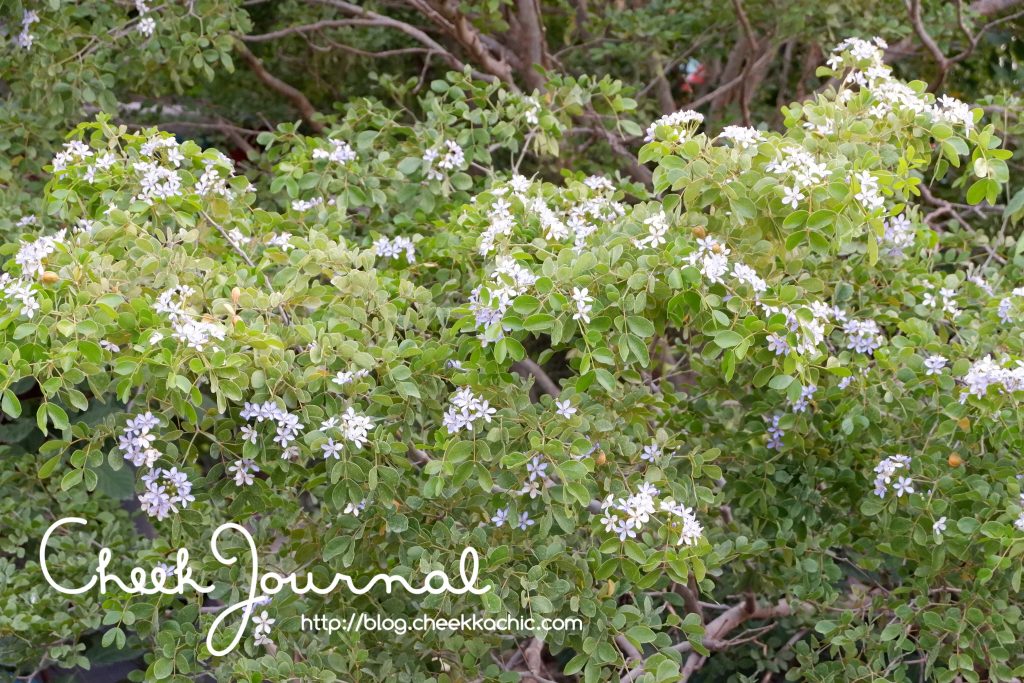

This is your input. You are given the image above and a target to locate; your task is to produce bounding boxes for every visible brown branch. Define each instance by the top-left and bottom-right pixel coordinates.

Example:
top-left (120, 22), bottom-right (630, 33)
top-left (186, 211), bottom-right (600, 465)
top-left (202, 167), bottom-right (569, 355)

top-left (512, 0), bottom-right (549, 91)
top-left (242, 19), bottom-right (366, 42)
top-left (511, 358), bottom-right (560, 397)
top-left (303, 0), bottom-right (482, 78)
top-left (615, 635), bottom-right (643, 663)
top-left (407, 0), bottom-right (519, 88)
top-left (234, 41), bottom-right (325, 134)
top-left (622, 598), bottom-right (801, 683)
top-left (730, 0), bottom-right (758, 51)
top-left (686, 45), bottom-right (775, 112)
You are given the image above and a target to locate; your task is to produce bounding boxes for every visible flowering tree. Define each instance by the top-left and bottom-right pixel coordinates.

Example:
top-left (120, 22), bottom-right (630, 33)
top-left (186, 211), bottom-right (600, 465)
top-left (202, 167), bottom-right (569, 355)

top-left (3, 3), bottom-right (1024, 680)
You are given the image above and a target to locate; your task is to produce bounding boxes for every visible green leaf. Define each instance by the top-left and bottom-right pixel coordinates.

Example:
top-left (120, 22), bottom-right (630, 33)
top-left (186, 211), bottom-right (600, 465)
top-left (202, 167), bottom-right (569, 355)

top-left (625, 316), bottom-right (655, 338)
top-left (713, 330), bottom-right (744, 348)
top-left (1, 390), bottom-right (21, 418)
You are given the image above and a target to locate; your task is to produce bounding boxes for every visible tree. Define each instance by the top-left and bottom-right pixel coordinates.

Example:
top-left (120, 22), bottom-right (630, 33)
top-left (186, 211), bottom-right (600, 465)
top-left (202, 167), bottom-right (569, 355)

top-left (3, 3), bottom-right (1024, 683)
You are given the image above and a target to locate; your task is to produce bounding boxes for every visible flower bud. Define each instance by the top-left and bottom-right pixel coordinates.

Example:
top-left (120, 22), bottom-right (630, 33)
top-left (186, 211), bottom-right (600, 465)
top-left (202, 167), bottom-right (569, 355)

top-left (231, 286), bottom-right (241, 306)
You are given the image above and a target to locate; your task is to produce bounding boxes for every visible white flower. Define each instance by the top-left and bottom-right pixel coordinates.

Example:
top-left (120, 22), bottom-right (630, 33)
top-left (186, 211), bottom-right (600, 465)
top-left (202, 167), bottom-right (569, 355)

top-left (339, 407), bottom-right (373, 449)
top-left (240, 425), bottom-right (258, 444)
top-left (491, 507), bottom-right (509, 527)
top-left (517, 512), bottom-right (535, 530)
top-left (634, 211), bottom-right (669, 249)
top-left (613, 518), bottom-right (637, 541)
top-left (554, 399), bottom-right (577, 419)
top-left (526, 456), bottom-right (548, 482)
top-left (924, 354), bottom-right (947, 376)
top-left (644, 109), bottom-right (704, 143)
top-left (781, 186), bottom-right (803, 209)
top-left (640, 443), bottom-right (661, 462)
top-left (894, 476), bottom-right (915, 497)
top-left (228, 458), bottom-right (259, 487)
top-left (719, 126), bottom-right (764, 149)
top-left (766, 333), bottom-right (789, 356)
top-left (321, 437), bottom-right (343, 460)
top-left (443, 387), bottom-right (497, 433)
top-left (137, 16), bottom-right (156, 36)
top-left (138, 467), bottom-right (194, 520)
top-left (333, 368), bottom-right (371, 387)
top-left (571, 287), bottom-right (594, 323)
top-left (252, 610), bottom-right (275, 635)
top-left (343, 499), bottom-right (367, 516)
top-left (373, 236), bottom-right (417, 263)
top-left (933, 516), bottom-right (947, 535)
top-left (312, 139), bottom-right (357, 164)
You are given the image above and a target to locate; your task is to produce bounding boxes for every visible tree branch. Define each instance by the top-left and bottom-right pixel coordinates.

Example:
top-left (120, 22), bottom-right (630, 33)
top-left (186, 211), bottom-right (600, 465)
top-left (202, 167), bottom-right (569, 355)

top-left (234, 41), bottom-right (325, 134)
top-left (622, 598), bottom-right (801, 683)
top-left (511, 358), bottom-right (560, 397)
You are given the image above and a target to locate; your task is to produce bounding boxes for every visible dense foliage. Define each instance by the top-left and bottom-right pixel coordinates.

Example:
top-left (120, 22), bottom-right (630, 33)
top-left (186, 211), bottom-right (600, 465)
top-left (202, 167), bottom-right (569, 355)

top-left (3, 2), bottom-right (1024, 682)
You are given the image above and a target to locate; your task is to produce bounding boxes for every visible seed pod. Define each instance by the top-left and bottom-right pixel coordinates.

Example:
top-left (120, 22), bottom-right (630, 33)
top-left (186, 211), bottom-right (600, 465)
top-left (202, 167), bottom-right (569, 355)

top-left (41, 271), bottom-right (59, 284)
top-left (957, 417), bottom-right (971, 432)
top-left (948, 453), bottom-right (962, 468)
top-left (692, 226), bottom-right (707, 239)
top-left (595, 450), bottom-right (607, 466)
top-left (711, 242), bottom-right (723, 253)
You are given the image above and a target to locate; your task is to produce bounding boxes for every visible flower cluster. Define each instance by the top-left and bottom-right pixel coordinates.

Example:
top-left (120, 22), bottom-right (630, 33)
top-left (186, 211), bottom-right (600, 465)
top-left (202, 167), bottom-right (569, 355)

top-left (997, 287), bottom-right (1024, 324)
top-left (960, 355), bottom-right (1024, 403)
top-left (571, 287), bottom-right (594, 324)
top-left (118, 412), bottom-right (161, 468)
top-left (765, 414), bottom-right (784, 450)
top-left (52, 140), bottom-right (93, 173)
top-left (852, 171), bottom-right (884, 212)
top-left (882, 214), bottom-right (915, 256)
top-left (240, 400), bottom-right (305, 449)
top-left (153, 286), bottom-right (226, 352)
top-left (333, 367), bottom-right (371, 387)
top-left (291, 197), bottom-right (323, 212)
top-left (479, 196), bottom-right (516, 255)
top-left (139, 467), bottom-right (195, 520)
top-left (135, 0), bottom-right (156, 36)
top-left (872, 454), bottom-right (913, 498)
top-left (685, 236), bottom-right (730, 284)
top-left (424, 140), bottom-right (465, 180)
top-left (312, 139), bottom-right (357, 164)
top-left (634, 211), bottom-right (669, 249)
top-left (373, 235), bottom-right (416, 263)
top-left (133, 161), bottom-right (182, 204)
top-left (0, 274), bottom-right (40, 319)
top-left (790, 383), bottom-right (817, 413)
top-left (843, 318), bottom-right (885, 355)
top-left (767, 147), bottom-right (830, 208)
top-left (320, 407), bottom-right (373, 453)
top-left (443, 387), bottom-right (496, 433)
top-left (598, 484), bottom-right (704, 546)
top-left (467, 256), bottom-right (538, 341)
top-left (228, 458), bottom-right (260, 486)
top-left (490, 507), bottom-right (534, 531)
top-left (13, 10), bottom-right (39, 50)
top-left (719, 125), bottom-right (765, 150)
top-left (195, 160), bottom-right (235, 198)
top-left (252, 611), bottom-right (275, 647)
top-left (15, 230), bottom-right (65, 278)
top-left (828, 37), bottom-right (975, 132)
top-left (644, 109), bottom-right (704, 143)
